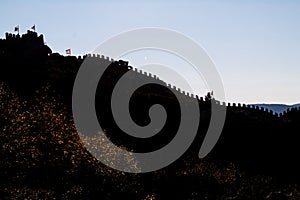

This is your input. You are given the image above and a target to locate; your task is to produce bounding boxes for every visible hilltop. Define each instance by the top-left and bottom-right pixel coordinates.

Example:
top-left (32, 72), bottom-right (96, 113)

top-left (1, 30), bottom-right (300, 199)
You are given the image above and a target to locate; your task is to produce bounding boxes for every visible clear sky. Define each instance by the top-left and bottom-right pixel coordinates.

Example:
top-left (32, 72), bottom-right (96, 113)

top-left (1, 0), bottom-right (300, 104)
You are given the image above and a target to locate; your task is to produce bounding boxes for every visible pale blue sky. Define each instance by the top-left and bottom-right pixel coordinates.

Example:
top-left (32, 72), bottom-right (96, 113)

top-left (1, 1), bottom-right (300, 104)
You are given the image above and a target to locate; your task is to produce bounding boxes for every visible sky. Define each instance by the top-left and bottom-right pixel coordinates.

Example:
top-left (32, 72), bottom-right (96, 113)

top-left (1, 0), bottom-right (300, 104)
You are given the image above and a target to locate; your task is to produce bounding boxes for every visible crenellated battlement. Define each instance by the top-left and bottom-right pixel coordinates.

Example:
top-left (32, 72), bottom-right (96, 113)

top-left (3, 30), bottom-right (44, 45)
top-left (86, 53), bottom-right (115, 62)
top-left (50, 52), bottom-right (300, 118)
top-left (0, 30), bottom-right (51, 59)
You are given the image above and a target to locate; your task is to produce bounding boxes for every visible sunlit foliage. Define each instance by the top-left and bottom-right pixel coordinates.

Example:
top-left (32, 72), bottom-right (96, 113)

top-left (1, 82), bottom-right (300, 199)
top-left (0, 82), bottom-right (141, 198)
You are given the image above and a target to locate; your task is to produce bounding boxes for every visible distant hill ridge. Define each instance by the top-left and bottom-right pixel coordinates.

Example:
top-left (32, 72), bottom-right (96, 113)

top-left (251, 103), bottom-right (300, 114)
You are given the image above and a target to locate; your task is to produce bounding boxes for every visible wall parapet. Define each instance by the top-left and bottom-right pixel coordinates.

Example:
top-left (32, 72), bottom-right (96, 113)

top-left (82, 54), bottom-right (300, 118)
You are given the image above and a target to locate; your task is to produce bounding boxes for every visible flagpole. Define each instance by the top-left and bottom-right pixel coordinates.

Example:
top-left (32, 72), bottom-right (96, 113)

top-left (14, 25), bottom-right (20, 35)
top-left (32, 24), bottom-right (36, 32)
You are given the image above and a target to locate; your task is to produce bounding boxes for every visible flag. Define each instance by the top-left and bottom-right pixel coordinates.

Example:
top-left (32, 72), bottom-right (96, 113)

top-left (14, 26), bottom-right (19, 32)
top-left (31, 25), bottom-right (35, 31)
top-left (66, 49), bottom-right (71, 55)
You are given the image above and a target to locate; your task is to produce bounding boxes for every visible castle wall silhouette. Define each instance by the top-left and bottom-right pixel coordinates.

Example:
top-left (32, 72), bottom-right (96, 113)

top-left (84, 54), bottom-right (300, 117)
top-left (0, 30), bottom-right (298, 117)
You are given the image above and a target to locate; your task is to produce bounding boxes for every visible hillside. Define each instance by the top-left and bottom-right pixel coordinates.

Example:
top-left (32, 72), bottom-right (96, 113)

top-left (0, 30), bottom-right (300, 199)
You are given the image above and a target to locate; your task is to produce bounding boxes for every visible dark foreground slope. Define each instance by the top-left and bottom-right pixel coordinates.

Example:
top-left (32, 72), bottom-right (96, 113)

top-left (0, 31), bottom-right (300, 199)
